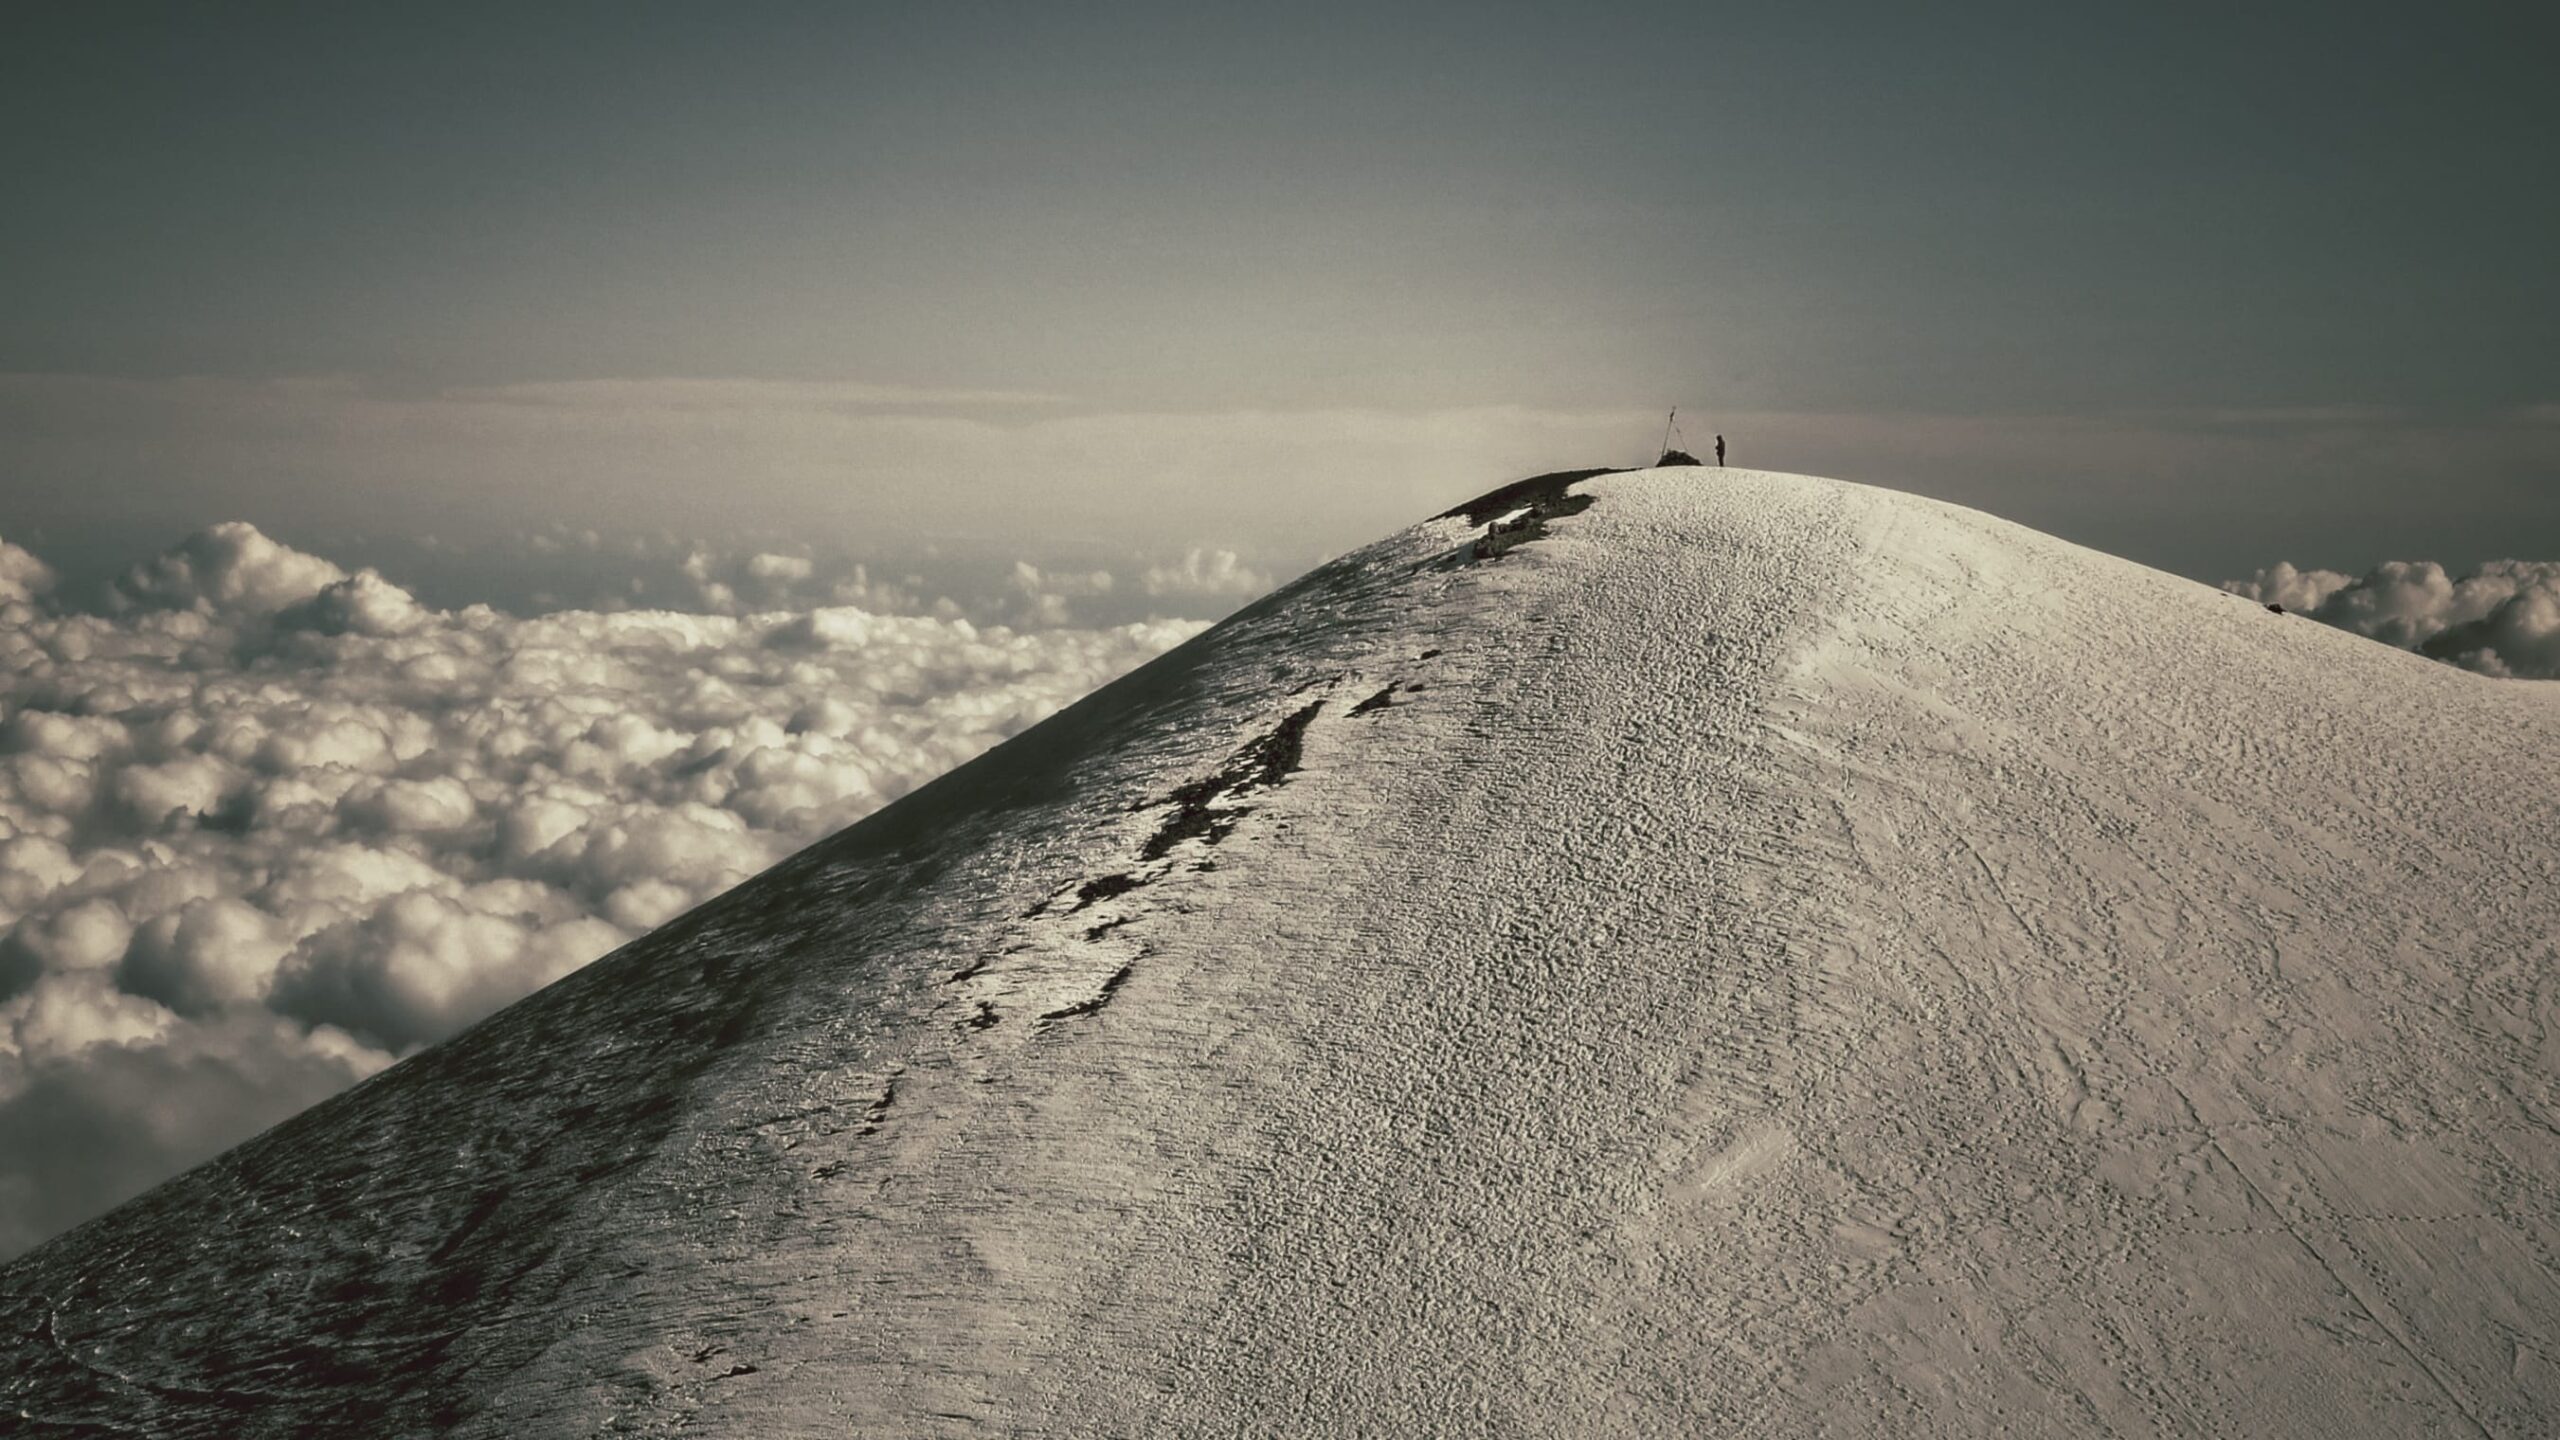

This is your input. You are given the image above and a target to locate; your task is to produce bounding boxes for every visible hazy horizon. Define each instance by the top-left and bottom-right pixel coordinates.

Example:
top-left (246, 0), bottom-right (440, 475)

top-left (5, 3), bottom-right (2555, 590)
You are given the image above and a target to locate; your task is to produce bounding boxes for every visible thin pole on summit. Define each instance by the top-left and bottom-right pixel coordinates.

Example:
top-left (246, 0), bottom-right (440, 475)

top-left (1661, 408), bottom-right (1679, 458)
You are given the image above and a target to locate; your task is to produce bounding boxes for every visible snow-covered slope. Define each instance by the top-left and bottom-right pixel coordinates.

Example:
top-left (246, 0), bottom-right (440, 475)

top-left (6, 468), bottom-right (2557, 1437)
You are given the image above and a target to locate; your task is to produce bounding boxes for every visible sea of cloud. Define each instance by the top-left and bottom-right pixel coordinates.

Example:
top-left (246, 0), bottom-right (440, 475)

top-left (13, 518), bottom-right (2545, 1258)
top-left (0, 523), bottom-right (1226, 1257)
top-left (2223, 559), bottom-right (2560, 679)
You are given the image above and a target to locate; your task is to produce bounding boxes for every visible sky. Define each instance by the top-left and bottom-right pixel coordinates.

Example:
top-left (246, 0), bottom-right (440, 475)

top-left (3, 1), bottom-right (2554, 592)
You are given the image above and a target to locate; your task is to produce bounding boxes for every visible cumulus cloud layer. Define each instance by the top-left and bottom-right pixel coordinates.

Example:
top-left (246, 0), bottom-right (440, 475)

top-left (1143, 548), bottom-right (1272, 600)
top-left (0, 524), bottom-right (1205, 1257)
top-left (2224, 559), bottom-right (2560, 678)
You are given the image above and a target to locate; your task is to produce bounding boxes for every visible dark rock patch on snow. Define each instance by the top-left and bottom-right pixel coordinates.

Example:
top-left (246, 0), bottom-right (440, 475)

top-left (1438, 467), bottom-right (1622, 525)
top-left (1040, 962), bottom-right (1137, 1022)
top-left (1136, 700), bottom-right (1322, 862)
top-left (1070, 873), bottom-right (1143, 911)
top-left (859, 1075), bottom-right (899, 1135)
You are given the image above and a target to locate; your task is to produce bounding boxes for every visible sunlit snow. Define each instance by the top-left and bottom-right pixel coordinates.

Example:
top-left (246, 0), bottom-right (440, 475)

top-left (3, 469), bottom-right (2554, 1435)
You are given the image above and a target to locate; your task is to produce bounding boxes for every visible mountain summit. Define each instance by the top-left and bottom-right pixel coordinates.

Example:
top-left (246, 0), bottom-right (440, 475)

top-left (7, 468), bottom-right (2556, 1436)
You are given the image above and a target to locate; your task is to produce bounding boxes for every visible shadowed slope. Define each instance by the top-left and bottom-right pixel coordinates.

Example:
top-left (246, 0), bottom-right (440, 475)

top-left (6, 469), bottom-right (2557, 1437)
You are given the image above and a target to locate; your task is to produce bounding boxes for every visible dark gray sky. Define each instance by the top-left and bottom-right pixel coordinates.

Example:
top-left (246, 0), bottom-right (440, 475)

top-left (4, 1), bottom-right (2554, 587)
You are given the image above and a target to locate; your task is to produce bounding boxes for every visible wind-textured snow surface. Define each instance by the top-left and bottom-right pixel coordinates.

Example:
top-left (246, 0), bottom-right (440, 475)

top-left (5, 469), bottom-right (2557, 1436)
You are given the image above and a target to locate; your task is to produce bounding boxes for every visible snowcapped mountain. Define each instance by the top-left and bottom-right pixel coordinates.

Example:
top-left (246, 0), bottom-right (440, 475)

top-left (5, 467), bottom-right (2556, 1436)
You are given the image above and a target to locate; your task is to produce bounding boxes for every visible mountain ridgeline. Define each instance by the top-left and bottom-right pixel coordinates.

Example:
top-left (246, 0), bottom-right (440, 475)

top-left (6, 468), bottom-right (2557, 1436)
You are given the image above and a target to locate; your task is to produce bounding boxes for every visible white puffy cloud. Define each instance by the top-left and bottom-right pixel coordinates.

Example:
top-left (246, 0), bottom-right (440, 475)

top-left (5, 900), bottom-right (136, 980)
top-left (113, 754), bottom-right (244, 830)
top-left (1006, 560), bottom-right (1117, 629)
top-left (9, 973), bottom-right (173, 1063)
top-left (0, 538), bottom-right (55, 610)
top-left (122, 897), bottom-right (293, 1015)
top-left (0, 523), bottom-right (1207, 1257)
top-left (272, 889), bottom-right (620, 1053)
top-left (1143, 547), bottom-right (1273, 600)
top-left (2430, 582), bottom-right (2560, 679)
top-left (2224, 561), bottom-right (2356, 617)
top-left (2225, 559), bottom-right (2560, 678)
top-left (276, 569), bottom-right (435, 637)
top-left (0, 836), bottom-right (82, 914)
top-left (746, 551), bottom-right (814, 586)
top-left (111, 519), bottom-right (348, 616)
top-left (671, 546), bottom-right (923, 618)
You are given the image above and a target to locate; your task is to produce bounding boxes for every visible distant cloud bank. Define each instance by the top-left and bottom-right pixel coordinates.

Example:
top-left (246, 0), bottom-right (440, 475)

top-left (2223, 559), bottom-right (2560, 678)
top-left (1143, 547), bottom-right (1273, 599)
top-left (0, 524), bottom-right (1211, 1257)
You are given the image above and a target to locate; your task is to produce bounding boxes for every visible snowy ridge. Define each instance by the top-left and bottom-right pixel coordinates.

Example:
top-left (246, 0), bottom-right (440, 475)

top-left (4, 468), bottom-right (2557, 1436)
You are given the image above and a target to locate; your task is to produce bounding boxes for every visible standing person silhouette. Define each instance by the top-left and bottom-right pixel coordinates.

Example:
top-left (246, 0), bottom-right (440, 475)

top-left (1715, 434), bottom-right (1726, 466)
